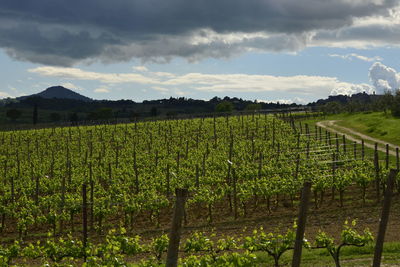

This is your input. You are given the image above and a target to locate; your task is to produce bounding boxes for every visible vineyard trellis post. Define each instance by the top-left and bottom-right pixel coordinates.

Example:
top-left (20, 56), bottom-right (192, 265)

top-left (335, 133), bottom-right (339, 153)
top-left (232, 168), bottom-right (238, 220)
top-left (372, 169), bottom-right (398, 267)
top-left (385, 144), bottom-right (389, 170)
top-left (342, 135), bottom-right (346, 154)
top-left (353, 141), bottom-right (357, 159)
top-left (362, 140), bottom-right (365, 160)
top-left (166, 188), bottom-right (188, 267)
top-left (374, 143), bottom-right (380, 201)
top-left (292, 180), bottom-right (311, 267)
top-left (82, 183), bottom-right (88, 262)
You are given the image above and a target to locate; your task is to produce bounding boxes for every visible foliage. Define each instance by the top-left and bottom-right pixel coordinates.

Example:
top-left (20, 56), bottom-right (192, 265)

top-left (315, 220), bottom-right (373, 267)
top-left (215, 101), bottom-right (234, 112)
top-left (5, 109), bottom-right (22, 121)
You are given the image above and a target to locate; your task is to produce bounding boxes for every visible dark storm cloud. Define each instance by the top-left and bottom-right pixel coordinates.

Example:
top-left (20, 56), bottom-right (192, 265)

top-left (313, 22), bottom-right (400, 45)
top-left (0, 0), bottom-right (398, 65)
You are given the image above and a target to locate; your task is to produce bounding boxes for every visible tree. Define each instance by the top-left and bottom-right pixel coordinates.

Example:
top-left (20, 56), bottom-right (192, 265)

top-left (87, 108), bottom-right (113, 120)
top-left (215, 101), bottom-right (234, 113)
top-left (245, 103), bottom-right (262, 111)
top-left (391, 89), bottom-right (400, 117)
top-left (6, 109), bottom-right (21, 122)
top-left (380, 90), bottom-right (394, 115)
top-left (320, 102), bottom-right (342, 114)
top-left (33, 104), bottom-right (38, 125)
top-left (69, 113), bottom-right (79, 125)
top-left (150, 107), bottom-right (159, 117)
top-left (130, 111), bottom-right (140, 121)
top-left (49, 112), bottom-right (61, 122)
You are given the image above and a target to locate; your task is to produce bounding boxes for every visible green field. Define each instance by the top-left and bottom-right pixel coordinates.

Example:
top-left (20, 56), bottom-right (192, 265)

top-left (303, 112), bottom-right (400, 146)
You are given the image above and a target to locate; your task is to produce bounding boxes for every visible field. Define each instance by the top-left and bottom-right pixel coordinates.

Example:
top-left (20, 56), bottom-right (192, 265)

top-left (304, 112), bottom-right (400, 147)
top-left (0, 113), bottom-right (399, 266)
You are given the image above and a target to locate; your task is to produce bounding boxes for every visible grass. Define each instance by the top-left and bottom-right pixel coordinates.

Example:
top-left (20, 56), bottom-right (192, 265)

top-left (300, 112), bottom-right (399, 168)
top-left (334, 112), bottom-right (400, 146)
top-left (316, 112), bottom-right (400, 146)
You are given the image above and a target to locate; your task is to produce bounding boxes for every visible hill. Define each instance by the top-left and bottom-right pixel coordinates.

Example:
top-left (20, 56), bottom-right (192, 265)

top-left (18, 86), bottom-right (92, 102)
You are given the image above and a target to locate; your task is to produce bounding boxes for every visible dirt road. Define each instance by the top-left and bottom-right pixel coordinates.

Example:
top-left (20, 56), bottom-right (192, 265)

top-left (316, 120), bottom-right (400, 156)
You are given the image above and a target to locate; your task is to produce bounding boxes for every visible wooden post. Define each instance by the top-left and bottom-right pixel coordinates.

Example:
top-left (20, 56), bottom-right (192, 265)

top-left (386, 144), bottom-right (389, 169)
top-left (166, 188), bottom-right (188, 267)
top-left (35, 175), bottom-right (39, 205)
top-left (166, 164), bottom-right (171, 197)
top-left (292, 181), bottom-right (312, 267)
top-left (89, 164), bottom-right (94, 231)
top-left (195, 164), bottom-right (199, 188)
top-left (277, 143), bottom-right (280, 160)
top-left (374, 143), bottom-right (380, 201)
top-left (82, 183), bottom-right (88, 262)
top-left (373, 169), bottom-right (398, 267)
top-left (362, 140), bottom-right (365, 161)
top-left (325, 130), bottom-right (328, 145)
top-left (272, 119), bottom-right (276, 147)
top-left (299, 121), bottom-right (303, 135)
top-left (331, 153), bottom-right (336, 201)
top-left (232, 168), bottom-right (238, 220)
top-left (328, 132), bottom-right (331, 147)
top-left (315, 125), bottom-right (318, 140)
top-left (342, 135), bottom-right (346, 154)
top-left (396, 148), bottom-right (399, 170)
top-left (336, 134), bottom-right (339, 153)
top-left (296, 133), bottom-right (300, 150)
top-left (353, 141), bottom-right (357, 159)
top-left (319, 127), bottom-right (322, 141)
top-left (305, 123), bottom-right (309, 140)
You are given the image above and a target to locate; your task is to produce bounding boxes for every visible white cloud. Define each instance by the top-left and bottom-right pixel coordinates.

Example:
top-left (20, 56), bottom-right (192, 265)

top-left (0, 91), bottom-right (12, 98)
top-left (94, 87), bottom-right (110, 93)
top-left (152, 86), bottom-right (169, 92)
top-left (369, 62), bottom-right (400, 93)
top-left (61, 82), bottom-right (83, 91)
top-left (152, 72), bottom-right (176, 78)
top-left (329, 83), bottom-right (374, 95)
top-left (329, 53), bottom-right (382, 62)
top-left (28, 66), bottom-right (158, 84)
top-left (29, 65), bottom-right (374, 98)
top-left (133, 66), bottom-right (148, 72)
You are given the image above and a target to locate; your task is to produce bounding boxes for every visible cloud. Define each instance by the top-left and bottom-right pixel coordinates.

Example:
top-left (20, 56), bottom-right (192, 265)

top-left (133, 66), bottom-right (148, 72)
top-left (329, 53), bottom-right (382, 62)
top-left (0, 91), bottom-right (12, 98)
top-left (0, 0), bottom-right (398, 65)
top-left (61, 82), bottom-right (83, 91)
top-left (28, 66), bottom-right (158, 84)
top-left (94, 87), bottom-right (110, 93)
top-left (311, 7), bottom-right (400, 49)
top-left (29, 65), bottom-right (373, 98)
top-left (152, 86), bottom-right (169, 92)
top-left (329, 83), bottom-right (374, 95)
top-left (369, 62), bottom-right (400, 93)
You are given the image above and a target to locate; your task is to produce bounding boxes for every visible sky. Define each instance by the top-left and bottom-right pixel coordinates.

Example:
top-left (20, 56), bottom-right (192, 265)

top-left (1, 0), bottom-right (400, 104)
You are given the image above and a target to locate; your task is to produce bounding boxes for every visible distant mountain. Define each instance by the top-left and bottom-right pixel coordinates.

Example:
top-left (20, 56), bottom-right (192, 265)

top-left (18, 86), bottom-right (92, 102)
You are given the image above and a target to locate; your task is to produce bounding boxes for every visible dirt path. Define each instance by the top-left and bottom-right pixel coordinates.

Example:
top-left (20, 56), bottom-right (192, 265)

top-left (316, 120), bottom-right (400, 156)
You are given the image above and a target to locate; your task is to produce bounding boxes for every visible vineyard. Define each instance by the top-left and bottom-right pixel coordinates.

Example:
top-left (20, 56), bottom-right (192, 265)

top-left (0, 113), bottom-right (399, 266)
